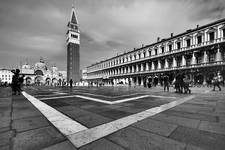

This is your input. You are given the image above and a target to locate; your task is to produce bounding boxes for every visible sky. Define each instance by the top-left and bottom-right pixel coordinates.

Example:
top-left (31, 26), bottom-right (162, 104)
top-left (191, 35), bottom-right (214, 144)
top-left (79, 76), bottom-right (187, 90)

top-left (0, 0), bottom-right (225, 70)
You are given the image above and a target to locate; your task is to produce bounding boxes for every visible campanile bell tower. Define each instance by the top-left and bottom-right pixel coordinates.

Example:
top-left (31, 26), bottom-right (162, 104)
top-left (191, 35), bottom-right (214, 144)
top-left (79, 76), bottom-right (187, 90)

top-left (66, 4), bottom-right (80, 83)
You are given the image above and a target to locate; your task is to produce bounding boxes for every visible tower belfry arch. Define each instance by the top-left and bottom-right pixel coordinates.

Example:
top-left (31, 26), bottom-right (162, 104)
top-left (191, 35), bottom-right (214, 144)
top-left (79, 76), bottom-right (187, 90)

top-left (66, 4), bottom-right (80, 83)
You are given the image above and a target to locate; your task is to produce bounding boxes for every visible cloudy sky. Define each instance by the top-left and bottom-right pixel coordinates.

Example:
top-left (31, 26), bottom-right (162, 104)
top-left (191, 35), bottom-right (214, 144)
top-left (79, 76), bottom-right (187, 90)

top-left (0, 0), bottom-right (225, 70)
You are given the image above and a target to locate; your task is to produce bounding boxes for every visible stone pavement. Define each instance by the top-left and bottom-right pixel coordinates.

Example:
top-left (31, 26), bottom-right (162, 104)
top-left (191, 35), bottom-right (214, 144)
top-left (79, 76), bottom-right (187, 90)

top-left (0, 86), bottom-right (225, 150)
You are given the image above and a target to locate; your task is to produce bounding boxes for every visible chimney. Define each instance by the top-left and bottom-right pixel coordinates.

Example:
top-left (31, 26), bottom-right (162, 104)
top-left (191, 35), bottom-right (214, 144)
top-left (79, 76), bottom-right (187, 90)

top-left (157, 37), bottom-right (160, 42)
top-left (142, 44), bottom-right (144, 47)
top-left (134, 48), bottom-right (136, 50)
top-left (171, 33), bottom-right (174, 37)
top-left (197, 25), bottom-right (199, 28)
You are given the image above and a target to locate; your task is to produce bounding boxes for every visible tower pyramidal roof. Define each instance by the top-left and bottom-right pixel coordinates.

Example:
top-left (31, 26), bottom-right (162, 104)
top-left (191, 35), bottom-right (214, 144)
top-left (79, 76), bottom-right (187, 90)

top-left (70, 3), bottom-right (78, 24)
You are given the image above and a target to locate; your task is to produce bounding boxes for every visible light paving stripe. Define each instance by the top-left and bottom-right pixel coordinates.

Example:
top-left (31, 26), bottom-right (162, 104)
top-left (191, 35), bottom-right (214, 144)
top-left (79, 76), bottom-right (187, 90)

top-left (22, 92), bottom-right (88, 136)
top-left (39, 95), bottom-right (78, 100)
top-left (39, 94), bottom-right (176, 104)
top-left (67, 95), bottom-right (196, 148)
top-left (75, 95), bottom-right (112, 104)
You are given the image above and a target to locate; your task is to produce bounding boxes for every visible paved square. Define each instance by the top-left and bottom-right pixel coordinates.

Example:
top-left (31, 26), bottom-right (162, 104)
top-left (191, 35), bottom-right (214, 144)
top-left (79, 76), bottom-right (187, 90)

top-left (1, 86), bottom-right (225, 150)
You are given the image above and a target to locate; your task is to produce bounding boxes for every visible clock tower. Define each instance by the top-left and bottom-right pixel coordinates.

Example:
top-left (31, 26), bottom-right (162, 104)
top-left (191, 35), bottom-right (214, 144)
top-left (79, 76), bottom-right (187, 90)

top-left (66, 5), bottom-right (80, 83)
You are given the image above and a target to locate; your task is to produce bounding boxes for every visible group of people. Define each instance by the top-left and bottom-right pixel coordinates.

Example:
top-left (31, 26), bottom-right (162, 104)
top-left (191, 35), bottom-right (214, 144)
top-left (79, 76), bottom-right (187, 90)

top-left (11, 69), bottom-right (24, 95)
top-left (163, 72), bottom-right (223, 93)
top-left (162, 73), bottom-right (191, 94)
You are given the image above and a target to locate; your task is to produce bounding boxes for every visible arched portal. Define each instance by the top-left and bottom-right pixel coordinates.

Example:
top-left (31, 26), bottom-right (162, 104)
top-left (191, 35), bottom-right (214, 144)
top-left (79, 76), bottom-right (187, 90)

top-left (52, 78), bottom-right (58, 86)
top-left (25, 77), bottom-right (32, 85)
top-left (46, 78), bottom-right (51, 86)
top-left (35, 76), bottom-right (43, 86)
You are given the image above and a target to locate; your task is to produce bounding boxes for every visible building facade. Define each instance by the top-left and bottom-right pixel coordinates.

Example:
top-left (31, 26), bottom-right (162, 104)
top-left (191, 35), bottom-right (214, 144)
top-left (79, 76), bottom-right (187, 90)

top-left (66, 5), bottom-right (80, 83)
top-left (20, 59), bottom-right (66, 86)
top-left (86, 19), bottom-right (225, 86)
top-left (0, 69), bottom-right (14, 84)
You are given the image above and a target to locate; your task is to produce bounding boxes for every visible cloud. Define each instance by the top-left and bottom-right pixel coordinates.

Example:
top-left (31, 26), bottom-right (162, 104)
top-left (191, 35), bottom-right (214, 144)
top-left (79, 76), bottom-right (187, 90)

top-left (0, 0), bottom-right (225, 70)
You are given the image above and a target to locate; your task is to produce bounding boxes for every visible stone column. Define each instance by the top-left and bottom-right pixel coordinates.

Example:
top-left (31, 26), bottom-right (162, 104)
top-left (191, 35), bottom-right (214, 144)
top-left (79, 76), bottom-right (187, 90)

top-left (191, 52), bottom-right (197, 65)
top-left (136, 64), bottom-right (139, 72)
top-left (216, 47), bottom-right (222, 62)
top-left (128, 66), bottom-right (130, 73)
top-left (157, 60), bottom-right (161, 70)
top-left (203, 51), bottom-right (209, 63)
top-left (172, 57), bottom-right (177, 68)
top-left (165, 58), bottom-right (169, 69)
top-left (181, 55), bottom-right (186, 66)
top-left (140, 76), bottom-right (144, 86)
top-left (132, 65), bottom-right (135, 73)
top-left (146, 62), bottom-right (149, 71)
top-left (141, 63), bottom-right (144, 72)
top-left (151, 61), bottom-right (155, 70)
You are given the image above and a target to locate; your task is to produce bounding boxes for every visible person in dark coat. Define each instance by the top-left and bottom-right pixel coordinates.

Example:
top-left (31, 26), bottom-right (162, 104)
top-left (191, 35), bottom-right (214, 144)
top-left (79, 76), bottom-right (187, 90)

top-left (69, 79), bottom-right (73, 88)
top-left (11, 69), bottom-right (20, 95)
top-left (18, 75), bottom-right (25, 93)
top-left (163, 74), bottom-right (170, 92)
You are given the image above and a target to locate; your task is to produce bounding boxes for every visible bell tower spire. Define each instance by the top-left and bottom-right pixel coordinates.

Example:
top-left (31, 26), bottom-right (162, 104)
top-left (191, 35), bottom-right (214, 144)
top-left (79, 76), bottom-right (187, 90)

top-left (66, 3), bottom-right (80, 83)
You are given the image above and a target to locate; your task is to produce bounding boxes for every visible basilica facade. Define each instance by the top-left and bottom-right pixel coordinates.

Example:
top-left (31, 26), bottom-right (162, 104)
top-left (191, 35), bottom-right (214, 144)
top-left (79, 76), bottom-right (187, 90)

top-left (86, 18), bottom-right (225, 86)
top-left (21, 59), bottom-right (66, 86)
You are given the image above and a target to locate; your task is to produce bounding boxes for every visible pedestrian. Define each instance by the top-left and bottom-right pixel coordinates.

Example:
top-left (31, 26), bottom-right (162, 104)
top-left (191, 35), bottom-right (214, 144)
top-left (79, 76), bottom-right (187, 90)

top-left (212, 73), bottom-right (222, 91)
top-left (11, 69), bottom-right (20, 95)
top-left (183, 75), bottom-right (191, 94)
top-left (69, 79), bottom-right (73, 88)
top-left (163, 74), bottom-right (169, 92)
top-left (18, 74), bottom-right (25, 93)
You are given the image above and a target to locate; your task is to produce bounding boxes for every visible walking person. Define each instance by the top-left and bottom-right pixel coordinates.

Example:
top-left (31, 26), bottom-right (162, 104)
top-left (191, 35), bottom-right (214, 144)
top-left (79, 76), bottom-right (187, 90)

top-left (11, 69), bottom-right (20, 95)
top-left (212, 73), bottom-right (222, 91)
top-left (163, 74), bottom-right (169, 92)
top-left (69, 79), bottom-right (73, 88)
top-left (18, 75), bottom-right (25, 93)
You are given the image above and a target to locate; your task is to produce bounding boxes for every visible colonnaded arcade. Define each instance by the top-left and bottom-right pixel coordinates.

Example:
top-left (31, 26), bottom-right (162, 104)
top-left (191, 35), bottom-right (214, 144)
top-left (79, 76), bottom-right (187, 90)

top-left (86, 18), bottom-right (225, 87)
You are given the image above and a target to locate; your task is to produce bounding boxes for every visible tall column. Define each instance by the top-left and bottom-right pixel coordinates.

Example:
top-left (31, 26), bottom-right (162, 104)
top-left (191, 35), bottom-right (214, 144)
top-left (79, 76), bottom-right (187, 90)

top-left (216, 47), bottom-right (222, 62)
top-left (128, 66), bottom-right (130, 73)
top-left (146, 62), bottom-right (149, 71)
top-left (157, 60), bottom-right (161, 70)
top-left (151, 61), bottom-right (155, 70)
top-left (141, 63), bottom-right (144, 71)
top-left (181, 55), bottom-right (186, 66)
top-left (136, 64), bottom-right (139, 72)
top-left (203, 51), bottom-right (209, 63)
top-left (165, 58), bottom-right (169, 69)
top-left (191, 52), bottom-right (197, 65)
top-left (172, 57), bottom-right (177, 68)
top-left (140, 76), bottom-right (144, 86)
top-left (132, 65), bottom-right (135, 73)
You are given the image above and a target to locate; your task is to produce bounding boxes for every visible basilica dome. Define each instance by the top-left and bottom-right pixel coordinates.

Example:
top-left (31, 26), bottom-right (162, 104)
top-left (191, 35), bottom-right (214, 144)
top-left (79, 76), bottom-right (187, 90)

top-left (34, 59), bottom-right (47, 71)
top-left (22, 64), bottom-right (31, 69)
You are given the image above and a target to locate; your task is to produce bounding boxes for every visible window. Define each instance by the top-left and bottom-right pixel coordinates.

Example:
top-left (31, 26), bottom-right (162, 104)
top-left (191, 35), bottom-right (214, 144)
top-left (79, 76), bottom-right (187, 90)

top-left (186, 39), bottom-right (191, 47)
top-left (71, 34), bottom-right (78, 39)
top-left (209, 32), bottom-right (214, 41)
top-left (143, 51), bottom-right (146, 58)
top-left (161, 47), bottom-right (164, 53)
top-left (197, 36), bottom-right (202, 44)
top-left (155, 49), bottom-right (157, 55)
top-left (177, 42), bottom-right (181, 49)
top-left (138, 53), bottom-right (141, 59)
top-left (168, 45), bottom-right (172, 52)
